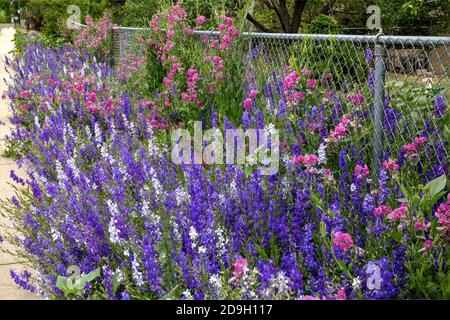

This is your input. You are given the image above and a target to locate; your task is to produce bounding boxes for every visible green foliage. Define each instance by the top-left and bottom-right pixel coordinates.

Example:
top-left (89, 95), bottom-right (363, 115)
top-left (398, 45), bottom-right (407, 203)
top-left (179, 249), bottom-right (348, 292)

top-left (24, 0), bottom-right (109, 38)
top-left (395, 174), bottom-right (450, 299)
top-left (56, 268), bottom-right (101, 299)
top-left (307, 14), bottom-right (341, 34)
top-left (112, 0), bottom-right (161, 27)
top-left (290, 36), bottom-right (368, 87)
top-left (13, 28), bottom-right (66, 57)
top-left (0, 10), bottom-right (7, 23)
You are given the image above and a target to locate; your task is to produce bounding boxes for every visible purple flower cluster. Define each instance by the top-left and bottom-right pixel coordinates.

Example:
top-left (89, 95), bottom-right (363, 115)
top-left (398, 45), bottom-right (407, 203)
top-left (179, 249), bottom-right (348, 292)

top-left (2, 30), bottom-right (449, 300)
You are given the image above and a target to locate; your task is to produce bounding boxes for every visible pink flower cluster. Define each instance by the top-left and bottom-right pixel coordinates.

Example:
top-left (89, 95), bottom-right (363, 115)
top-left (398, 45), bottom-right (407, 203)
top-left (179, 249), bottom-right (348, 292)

top-left (232, 258), bottom-right (248, 277)
top-left (346, 92), bottom-right (365, 106)
top-left (243, 90), bottom-right (258, 111)
top-left (291, 154), bottom-right (319, 167)
top-left (74, 13), bottom-right (117, 56)
top-left (333, 232), bottom-right (353, 251)
top-left (354, 164), bottom-right (369, 179)
top-left (216, 15), bottom-right (240, 51)
top-left (374, 205), bottom-right (392, 217)
top-left (403, 136), bottom-right (427, 158)
top-left (118, 54), bottom-right (145, 81)
top-left (387, 202), bottom-right (409, 222)
top-left (326, 114), bottom-right (353, 143)
top-left (383, 159), bottom-right (399, 172)
top-left (283, 71), bottom-right (300, 90)
top-left (435, 194), bottom-right (450, 232)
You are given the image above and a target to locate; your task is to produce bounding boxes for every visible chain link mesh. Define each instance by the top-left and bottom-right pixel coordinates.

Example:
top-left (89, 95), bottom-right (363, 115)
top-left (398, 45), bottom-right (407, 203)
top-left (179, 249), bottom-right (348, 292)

top-left (115, 27), bottom-right (449, 176)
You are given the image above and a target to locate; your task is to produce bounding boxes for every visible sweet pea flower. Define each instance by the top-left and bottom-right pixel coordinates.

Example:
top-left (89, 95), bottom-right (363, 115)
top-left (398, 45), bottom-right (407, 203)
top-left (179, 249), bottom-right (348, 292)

top-left (243, 98), bottom-right (252, 110)
top-left (303, 154), bottom-right (319, 167)
top-left (301, 68), bottom-right (312, 75)
top-left (196, 16), bottom-right (206, 25)
top-left (414, 220), bottom-right (430, 231)
top-left (387, 206), bottom-right (408, 222)
top-left (232, 258), bottom-right (248, 277)
top-left (333, 232), bottom-right (353, 251)
top-left (403, 143), bottom-right (418, 158)
top-left (419, 240), bottom-right (433, 253)
top-left (435, 194), bottom-right (450, 229)
top-left (414, 136), bottom-right (427, 145)
top-left (20, 90), bottom-right (29, 99)
top-left (249, 90), bottom-right (258, 98)
top-left (306, 79), bottom-right (317, 89)
top-left (374, 205), bottom-right (392, 217)
top-left (383, 159), bottom-right (399, 172)
top-left (87, 92), bottom-right (97, 101)
top-left (354, 164), bottom-right (370, 179)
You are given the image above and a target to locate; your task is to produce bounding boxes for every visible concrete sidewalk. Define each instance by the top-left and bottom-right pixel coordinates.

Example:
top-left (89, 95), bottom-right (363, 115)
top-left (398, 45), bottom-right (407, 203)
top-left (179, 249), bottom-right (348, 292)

top-left (0, 26), bottom-right (39, 300)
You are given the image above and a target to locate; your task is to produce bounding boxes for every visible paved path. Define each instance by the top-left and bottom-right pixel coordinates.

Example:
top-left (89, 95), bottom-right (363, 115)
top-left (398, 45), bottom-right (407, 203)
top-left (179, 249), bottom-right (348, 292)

top-left (0, 26), bottom-right (39, 300)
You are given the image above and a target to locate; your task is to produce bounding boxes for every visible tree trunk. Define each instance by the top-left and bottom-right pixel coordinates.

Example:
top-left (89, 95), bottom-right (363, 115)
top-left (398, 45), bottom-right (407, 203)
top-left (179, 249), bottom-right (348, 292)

top-left (290, 0), bottom-right (308, 33)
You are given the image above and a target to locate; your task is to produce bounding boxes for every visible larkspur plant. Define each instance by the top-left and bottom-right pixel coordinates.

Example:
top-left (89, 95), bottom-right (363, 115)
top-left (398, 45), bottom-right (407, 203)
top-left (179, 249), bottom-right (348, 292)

top-left (0, 2), bottom-right (449, 300)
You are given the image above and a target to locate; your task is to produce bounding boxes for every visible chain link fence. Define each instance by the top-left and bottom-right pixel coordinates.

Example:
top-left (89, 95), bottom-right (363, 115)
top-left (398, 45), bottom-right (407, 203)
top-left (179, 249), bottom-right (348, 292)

top-left (112, 27), bottom-right (449, 177)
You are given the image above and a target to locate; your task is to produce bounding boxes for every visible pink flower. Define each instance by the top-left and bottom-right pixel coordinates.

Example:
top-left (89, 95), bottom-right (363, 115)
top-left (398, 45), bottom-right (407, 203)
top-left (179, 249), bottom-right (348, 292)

top-left (301, 68), bottom-right (312, 75)
top-left (374, 205), bottom-right (392, 217)
top-left (291, 155), bottom-right (304, 165)
top-left (435, 194), bottom-right (450, 229)
top-left (306, 79), bottom-right (317, 89)
top-left (414, 136), bottom-right (427, 145)
top-left (414, 220), bottom-right (430, 231)
top-left (196, 15), bottom-right (206, 25)
top-left (336, 288), bottom-right (347, 300)
top-left (403, 143), bottom-right (418, 158)
top-left (303, 154), bottom-right (319, 167)
top-left (232, 258), bottom-right (248, 277)
top-left (249, 90), bottom-right (258, 98)
top-left (87, 92), bottom-right (97, 101)
top-left (20, 90), bottom-right (29, 99)
top-left (352, 93), bottom-right (365, 106)
top-left (383, 159), bottom-right (399, 172)
top-left (243, 98), bottom-right (252, 110)
top-left (387, 206), bottom-right (408, 222)
top-left (181, 92), bottom-right (190, 101)
top-left (423, 240), bottom-right (433, 250)
top-left (354, 164), bottom-right (369, 179)
top-left (333, 232), bottom-right (353, 251)
top-left (283, 71), bottom-right (300, 91)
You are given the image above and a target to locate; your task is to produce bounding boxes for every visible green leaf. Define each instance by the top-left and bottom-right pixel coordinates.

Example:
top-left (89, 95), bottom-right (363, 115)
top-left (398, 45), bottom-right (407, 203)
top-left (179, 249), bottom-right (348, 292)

top-left (425, 174), bottom-right (447, 199)
top-left (56, 276), bottom-right (69, 292)
top-left (391, 230), bottom-right (403, 243)
top-left (80, 268), bottom-right (100, 284)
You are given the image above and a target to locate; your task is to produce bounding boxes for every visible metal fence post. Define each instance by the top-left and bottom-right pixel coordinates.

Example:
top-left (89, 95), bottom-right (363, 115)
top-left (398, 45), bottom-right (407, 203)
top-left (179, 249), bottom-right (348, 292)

top-left (373, 35), bottom-right (386, 177)
top-left (112, 27), bottom-right (121, 61)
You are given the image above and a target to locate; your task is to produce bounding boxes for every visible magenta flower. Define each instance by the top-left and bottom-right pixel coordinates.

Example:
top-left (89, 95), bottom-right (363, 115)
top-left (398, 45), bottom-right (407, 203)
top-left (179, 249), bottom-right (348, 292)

top-left (249, 90), bottom-right (258, 98)
top-left (232, 258), bottom-right (248, 277)
top-left (387, 206), bottom-right (408, 222)
top-left (306, 79), bottom-right (317, 89)
top-left (423, 240), bottom-right (433, 250)
top-left (20, 90), bottom-right (29, 99)
top-left (435, 194), bottom-right (450, 229)
top-left (243, 98), bottom-right (252, 110)
top-left (196, 16), bottom-right (206, 25)
top-left (354, 164), bottom-right (370, 179)
top-left (333, 232), bottom-right (353, 251)
top-left (414, 136), bottom-right (427, 145)
top-left (374, 205), bottom-right (392, 217)
top-left (383, 159), bottom-right (399, 172)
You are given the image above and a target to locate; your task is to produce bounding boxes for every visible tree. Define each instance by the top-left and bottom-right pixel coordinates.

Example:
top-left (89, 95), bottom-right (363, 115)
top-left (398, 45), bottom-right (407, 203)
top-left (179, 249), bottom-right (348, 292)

top-left (246, 0), bottom-right (308, 33)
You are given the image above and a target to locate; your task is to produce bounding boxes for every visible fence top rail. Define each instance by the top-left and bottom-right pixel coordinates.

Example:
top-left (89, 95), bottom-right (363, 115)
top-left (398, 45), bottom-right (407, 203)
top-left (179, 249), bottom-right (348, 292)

top-left (70, 21), bottom-right (450, 45)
